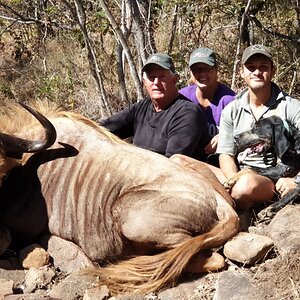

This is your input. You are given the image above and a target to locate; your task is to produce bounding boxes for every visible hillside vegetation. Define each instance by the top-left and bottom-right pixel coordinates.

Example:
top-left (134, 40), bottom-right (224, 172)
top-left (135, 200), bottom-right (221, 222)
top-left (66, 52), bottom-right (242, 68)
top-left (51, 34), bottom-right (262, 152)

top-left (0, 0), bottom-right (299, 120)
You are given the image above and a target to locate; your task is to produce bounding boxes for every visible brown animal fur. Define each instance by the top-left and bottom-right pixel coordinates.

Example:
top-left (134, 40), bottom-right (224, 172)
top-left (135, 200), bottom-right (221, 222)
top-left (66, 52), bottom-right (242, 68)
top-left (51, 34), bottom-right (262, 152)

top-left (0, 101), bottom-right (239, 295)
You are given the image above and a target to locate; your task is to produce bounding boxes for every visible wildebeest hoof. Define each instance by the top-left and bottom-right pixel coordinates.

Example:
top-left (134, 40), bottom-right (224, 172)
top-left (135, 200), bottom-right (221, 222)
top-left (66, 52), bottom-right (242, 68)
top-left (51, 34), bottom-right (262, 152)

top-left (223, 169), bottom-right (254, 192)
top-left (223, 179), bottom-right (235, 192)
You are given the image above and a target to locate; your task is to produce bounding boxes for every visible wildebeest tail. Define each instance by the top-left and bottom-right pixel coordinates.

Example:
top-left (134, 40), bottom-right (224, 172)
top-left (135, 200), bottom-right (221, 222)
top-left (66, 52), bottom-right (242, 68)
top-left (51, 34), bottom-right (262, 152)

top-left (83, 215), bottom-right (238, 295)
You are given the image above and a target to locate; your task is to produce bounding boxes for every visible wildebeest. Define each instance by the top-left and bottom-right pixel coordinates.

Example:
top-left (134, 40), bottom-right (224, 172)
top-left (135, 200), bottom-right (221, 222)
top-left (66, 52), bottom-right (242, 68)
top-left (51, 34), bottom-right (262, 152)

top-left (224, 115), bottom-right (300, 220)
top-left (0, 101), bottom-right (239, 294)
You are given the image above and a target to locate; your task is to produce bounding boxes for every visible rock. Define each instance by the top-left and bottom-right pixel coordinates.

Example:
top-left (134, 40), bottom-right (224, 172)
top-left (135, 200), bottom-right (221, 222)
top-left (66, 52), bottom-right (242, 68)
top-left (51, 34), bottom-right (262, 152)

top-left (224, 232), bottom-right (274, 265)
top-left (19, 244), bottom-right (50, 269)
top-left (213, 271), bottom-right (263, 300)
top-left (23, 266), bottom-right (56, 293)
top-left (213, 270), bottom-right (261, 300)
top-left (266, 205), bottom-right (300, 255)
top-left (157, 273), bottom-right (218, 300)
top-left (3, 295), bottom-right (61, 299)
top-left (48, 273), bottom-right (96, 300)
top-left (40, 235), bottom-right (94, 273)
top-left (111, 294), bottom-right (145, 300)
top-left (0, 268), bottom-right (25, 288)
top-left (0, 278), bottom-right (14, 298)
top-left (83, 285), bottom-right (110, 300)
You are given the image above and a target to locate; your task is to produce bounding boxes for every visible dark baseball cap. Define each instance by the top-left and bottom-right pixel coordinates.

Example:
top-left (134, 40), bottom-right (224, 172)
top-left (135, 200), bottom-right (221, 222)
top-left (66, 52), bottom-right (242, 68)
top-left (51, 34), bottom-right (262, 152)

top-left (189, 47), bottom-right (217, 67)
top-left (242, 44), bottom-right (273, 64)
top-left (141, 53), bottom-right (175, 73)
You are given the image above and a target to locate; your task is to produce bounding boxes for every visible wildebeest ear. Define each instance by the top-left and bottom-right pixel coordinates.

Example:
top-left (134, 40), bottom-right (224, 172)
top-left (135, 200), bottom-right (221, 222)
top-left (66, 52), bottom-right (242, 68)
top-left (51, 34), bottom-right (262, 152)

top-left (273, 121), bottom-right (290, 158)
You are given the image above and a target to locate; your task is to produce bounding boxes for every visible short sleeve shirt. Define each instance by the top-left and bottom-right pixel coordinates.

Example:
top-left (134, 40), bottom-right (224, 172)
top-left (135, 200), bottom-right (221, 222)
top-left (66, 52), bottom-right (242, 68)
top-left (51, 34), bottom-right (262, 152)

top-left (179, 83), bottom-right (235, 138)
top-left (101, 96), bottom-right (210, 161)
top-left (217, 83), bottom-right (300, 168)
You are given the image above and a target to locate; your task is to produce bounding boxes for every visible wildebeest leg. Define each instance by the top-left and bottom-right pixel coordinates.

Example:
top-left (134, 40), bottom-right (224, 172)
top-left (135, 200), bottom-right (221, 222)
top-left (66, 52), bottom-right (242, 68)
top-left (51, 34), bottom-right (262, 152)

top-left (88, 161), bottom-right (239, 294)
top-left (257, 186), bottom-right (300, 221)
top-left (222, 168), bottom-right (255, 192)
top-left (184, 249), bottom-right (226, 273)
top-left (119, 196), bottom-right (229, 273)
top-left (118, 189), bottom-right (218, 254)
top-left (184, 190), bottom-right (239, 274)
top-left (88, 202), bottom-right (239, 295)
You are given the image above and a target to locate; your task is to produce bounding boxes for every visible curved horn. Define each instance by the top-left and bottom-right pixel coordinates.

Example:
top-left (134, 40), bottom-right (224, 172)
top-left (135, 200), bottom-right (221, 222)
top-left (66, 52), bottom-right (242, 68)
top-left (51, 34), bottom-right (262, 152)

top-left (0, 102), bottom-right (57, 159)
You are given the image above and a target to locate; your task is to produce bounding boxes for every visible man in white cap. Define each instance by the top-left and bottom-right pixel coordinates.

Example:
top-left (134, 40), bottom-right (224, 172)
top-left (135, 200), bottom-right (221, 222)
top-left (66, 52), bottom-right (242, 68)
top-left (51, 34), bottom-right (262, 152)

top-left (101, 53), bottom-right (210, 160)
top-left (217, 44), bottom-right (300, 209)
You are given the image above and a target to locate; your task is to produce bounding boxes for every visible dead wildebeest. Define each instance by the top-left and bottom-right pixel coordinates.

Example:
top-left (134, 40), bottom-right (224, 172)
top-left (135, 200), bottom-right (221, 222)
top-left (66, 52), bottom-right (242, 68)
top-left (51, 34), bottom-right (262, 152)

top-left (0, 101), bottom-right (239, 295)
top-left (224, 115), bottom-right (300, 221)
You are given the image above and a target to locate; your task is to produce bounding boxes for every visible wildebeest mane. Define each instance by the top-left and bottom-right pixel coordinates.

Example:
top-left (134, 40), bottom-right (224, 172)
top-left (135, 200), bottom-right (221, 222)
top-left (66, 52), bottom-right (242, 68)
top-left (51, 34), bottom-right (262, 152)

top-left (0, 100), bottom-right (124, 145)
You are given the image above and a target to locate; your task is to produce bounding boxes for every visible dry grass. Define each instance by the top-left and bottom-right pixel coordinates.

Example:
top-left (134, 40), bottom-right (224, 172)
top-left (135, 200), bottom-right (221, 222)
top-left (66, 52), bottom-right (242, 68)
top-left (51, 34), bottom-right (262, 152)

top-left (251, 252), bottom-right (300, 299)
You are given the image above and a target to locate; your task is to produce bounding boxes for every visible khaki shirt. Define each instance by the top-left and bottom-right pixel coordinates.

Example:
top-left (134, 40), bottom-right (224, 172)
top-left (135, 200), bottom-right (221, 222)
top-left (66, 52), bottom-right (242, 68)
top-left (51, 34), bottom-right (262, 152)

top-left (217, 83), bottom-right (300, 168)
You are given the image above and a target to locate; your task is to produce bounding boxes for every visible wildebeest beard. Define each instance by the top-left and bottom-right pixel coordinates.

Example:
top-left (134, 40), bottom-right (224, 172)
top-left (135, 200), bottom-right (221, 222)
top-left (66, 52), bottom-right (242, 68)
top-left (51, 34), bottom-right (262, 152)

top-left (233, 115), bottom-right (300, 220)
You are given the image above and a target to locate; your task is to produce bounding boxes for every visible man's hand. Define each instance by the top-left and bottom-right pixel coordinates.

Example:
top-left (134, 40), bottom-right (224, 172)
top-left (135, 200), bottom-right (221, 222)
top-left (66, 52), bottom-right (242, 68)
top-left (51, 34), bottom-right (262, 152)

top-left (275, 177), bottom-right (298, 197)
top-left (205, 134), bottom-right (219, 155)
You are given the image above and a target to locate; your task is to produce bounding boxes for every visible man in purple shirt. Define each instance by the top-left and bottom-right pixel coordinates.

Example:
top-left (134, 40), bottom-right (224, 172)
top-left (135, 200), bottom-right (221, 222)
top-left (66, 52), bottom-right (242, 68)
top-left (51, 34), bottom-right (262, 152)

top-left (179, 47), bottom-right (235, 162)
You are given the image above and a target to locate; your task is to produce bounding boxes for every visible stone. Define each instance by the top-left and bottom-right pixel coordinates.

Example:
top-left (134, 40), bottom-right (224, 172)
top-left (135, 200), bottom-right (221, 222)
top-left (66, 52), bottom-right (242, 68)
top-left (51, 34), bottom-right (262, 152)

top-left (224, 232), bottom-right (274, 265)
top-left (23, 267), bottom-right (56, 293)
top-left (266, 205), bottom-right (300, 255)
top-left (19, 244), bottom-right (50, 269)
top-left (40, 235), bottom-right (94, 273)
top-left (83, 285), bottom-right (110, 300)
top-left (48, 273), bottom-right (96, 300)
top-left (0, 278), bottom-right (14, 298)
top-left (213, 270), bottom-right (261, 300)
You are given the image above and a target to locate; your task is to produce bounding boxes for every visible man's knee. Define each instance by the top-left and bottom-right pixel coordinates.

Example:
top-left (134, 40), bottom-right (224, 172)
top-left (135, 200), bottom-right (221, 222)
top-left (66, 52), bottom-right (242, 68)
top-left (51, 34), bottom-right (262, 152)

top-left (231, 173), bottom-right (274, 207)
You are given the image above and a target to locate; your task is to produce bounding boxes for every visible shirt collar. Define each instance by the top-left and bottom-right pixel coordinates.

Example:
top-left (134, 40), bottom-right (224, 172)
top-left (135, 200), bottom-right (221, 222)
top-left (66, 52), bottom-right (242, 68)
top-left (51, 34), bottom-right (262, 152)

top-left (238, 82), bottom-right (285, 111)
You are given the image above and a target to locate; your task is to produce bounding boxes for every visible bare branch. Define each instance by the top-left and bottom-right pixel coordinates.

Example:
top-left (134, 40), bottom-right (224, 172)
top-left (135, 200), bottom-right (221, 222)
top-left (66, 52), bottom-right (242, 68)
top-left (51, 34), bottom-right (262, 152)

top-left (249, 14), bottom-right (300, 44)
top-left (0, 1), bottom-right (73, 30)
top-left (231, 0), bottom-right (253, 90)
top-left (167, 4), bottom-right (178, 54)
top-left (70, 0), bottom-right (112, 117)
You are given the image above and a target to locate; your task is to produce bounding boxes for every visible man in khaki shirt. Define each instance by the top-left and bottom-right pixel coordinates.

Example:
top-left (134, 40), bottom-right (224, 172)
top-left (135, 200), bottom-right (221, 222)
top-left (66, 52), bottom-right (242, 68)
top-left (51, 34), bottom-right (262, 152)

top-left (217, 44), bottom-right (300, 209)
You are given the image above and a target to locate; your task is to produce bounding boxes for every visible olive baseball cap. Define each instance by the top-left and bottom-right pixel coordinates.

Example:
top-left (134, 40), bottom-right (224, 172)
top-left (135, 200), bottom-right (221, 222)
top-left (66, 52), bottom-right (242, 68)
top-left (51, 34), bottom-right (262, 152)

top-left (189, 47), bottom-right (217, 67)
top-left (141, 53), bottom-right (175, 73)
top-left (242, 44), bottom-right (273, 64)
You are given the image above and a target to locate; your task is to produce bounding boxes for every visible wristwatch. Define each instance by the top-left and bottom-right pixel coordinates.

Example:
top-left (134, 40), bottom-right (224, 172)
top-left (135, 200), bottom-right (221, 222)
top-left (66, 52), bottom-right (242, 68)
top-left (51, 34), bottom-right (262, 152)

top-left (294, 175), bottom-right (300, 184)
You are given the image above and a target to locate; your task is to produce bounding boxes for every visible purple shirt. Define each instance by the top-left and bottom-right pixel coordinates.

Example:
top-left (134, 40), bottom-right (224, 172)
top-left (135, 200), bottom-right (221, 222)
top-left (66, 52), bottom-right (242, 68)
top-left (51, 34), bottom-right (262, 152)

top-left (179, 83), bottom-right (235, 138)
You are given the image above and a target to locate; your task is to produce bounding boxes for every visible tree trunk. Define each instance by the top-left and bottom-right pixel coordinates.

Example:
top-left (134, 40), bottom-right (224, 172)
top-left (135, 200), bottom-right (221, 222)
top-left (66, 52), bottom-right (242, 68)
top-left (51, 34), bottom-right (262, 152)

top-left (99, 0), bottom-right (144, 101)
top-left (71, 0), bottom-right (111, 117)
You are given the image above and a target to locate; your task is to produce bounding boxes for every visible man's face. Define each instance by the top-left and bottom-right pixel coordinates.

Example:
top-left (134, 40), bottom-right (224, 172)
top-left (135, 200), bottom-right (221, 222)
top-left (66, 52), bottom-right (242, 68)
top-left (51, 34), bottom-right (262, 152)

top-left (190, 62), bottom-right (218, 89)
top-left (241, 55), bottom-right (276, 91)
top-left (142, 65), bottom-right (177, 103)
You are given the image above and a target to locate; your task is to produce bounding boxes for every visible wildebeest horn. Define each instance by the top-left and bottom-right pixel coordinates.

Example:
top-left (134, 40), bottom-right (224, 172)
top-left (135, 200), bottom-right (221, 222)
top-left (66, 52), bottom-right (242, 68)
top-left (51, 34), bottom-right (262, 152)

top-left (0, 102), bottom-right (57, 159)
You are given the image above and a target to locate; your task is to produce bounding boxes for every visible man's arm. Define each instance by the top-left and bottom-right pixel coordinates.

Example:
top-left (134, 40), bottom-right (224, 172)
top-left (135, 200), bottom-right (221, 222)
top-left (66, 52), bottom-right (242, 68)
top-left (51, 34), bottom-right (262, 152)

top-left (219, 153), bottom-right (239, 179)
top-left (166, 106), bottom-right (209, 159)
top-left (100, 106), bottom-right (135, 139)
